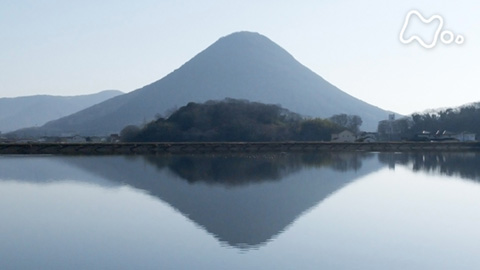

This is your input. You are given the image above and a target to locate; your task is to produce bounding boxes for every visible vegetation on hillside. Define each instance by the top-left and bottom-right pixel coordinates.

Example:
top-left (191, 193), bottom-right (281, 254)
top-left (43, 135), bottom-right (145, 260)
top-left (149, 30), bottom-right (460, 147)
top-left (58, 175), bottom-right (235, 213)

top-left (329, 114), bottom-right (363, 134)
top-left (378, 105), bottom-right (480, 140)
top-left (121, 99), bottom-right (349, 142)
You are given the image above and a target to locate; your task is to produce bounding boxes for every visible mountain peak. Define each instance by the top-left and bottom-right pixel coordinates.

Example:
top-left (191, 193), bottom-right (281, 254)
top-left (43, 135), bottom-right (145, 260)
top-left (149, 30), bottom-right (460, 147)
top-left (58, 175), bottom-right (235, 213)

top-left (182, 31), bottom-right (290, 63)
top-left (220, 31), bottom-right (264, 39)
top-left (217, 31), bottom-right (272, 45)
top-left (14, 32), bottom-right (394, 136)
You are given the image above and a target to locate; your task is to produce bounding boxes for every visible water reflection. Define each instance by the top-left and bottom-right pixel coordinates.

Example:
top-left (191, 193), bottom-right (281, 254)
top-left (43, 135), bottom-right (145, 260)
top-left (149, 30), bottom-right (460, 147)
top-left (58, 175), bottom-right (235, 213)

top-left (138, 153), bottom-right (379, 248)
top-left (3, 152), bottom-right (480, 269)
top-left (145, 152), bottom-right (369, 185)
top-left (4, 152), bottom-right (480, 251)
top-left (0, 152), bottom-right (380, 249)
top-left (378, 152), bottom-right (480, 182)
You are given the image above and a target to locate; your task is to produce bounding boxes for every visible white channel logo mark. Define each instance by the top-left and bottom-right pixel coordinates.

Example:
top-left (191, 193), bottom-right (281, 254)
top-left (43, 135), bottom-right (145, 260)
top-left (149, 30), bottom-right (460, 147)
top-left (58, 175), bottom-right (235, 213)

top-left (399, 10), bottom-right (464, 49)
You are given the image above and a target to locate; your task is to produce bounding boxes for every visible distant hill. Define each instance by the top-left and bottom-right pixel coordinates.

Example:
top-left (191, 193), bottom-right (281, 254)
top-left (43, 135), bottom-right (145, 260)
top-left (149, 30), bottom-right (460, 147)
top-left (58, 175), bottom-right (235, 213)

top-left (0, 90), bottom-right (122, 133)
top-left (378, 103), bottom-right (480, 140)
top-left (14, 31), bottom-right (395, 136)
top-left (123, 99), bottom-right (343, 142)
top-left (418, 101), bottom-right (480, 115)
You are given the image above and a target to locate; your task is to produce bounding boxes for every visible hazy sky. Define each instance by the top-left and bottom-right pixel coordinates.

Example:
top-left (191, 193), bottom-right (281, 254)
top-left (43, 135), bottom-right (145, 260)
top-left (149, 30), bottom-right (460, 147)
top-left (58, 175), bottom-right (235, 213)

top-left (1, 0), bottom-right (479, 115)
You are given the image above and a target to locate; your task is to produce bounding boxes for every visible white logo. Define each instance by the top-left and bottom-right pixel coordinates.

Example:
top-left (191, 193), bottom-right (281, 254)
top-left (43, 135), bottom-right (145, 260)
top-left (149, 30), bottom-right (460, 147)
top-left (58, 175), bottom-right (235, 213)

top-left (399, 10), bottom-right (464, 49)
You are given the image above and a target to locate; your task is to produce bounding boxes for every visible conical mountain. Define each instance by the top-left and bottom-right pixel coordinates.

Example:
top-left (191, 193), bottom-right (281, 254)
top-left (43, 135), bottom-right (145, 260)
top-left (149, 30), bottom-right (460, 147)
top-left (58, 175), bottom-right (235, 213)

top-left (24, 31), bottom-right (392, 136)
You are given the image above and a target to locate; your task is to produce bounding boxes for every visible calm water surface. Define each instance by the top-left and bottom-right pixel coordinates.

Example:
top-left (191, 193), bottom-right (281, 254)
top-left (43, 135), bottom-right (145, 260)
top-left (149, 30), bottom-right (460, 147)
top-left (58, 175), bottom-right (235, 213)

top-left (1, 152), bottom-right (480, 269)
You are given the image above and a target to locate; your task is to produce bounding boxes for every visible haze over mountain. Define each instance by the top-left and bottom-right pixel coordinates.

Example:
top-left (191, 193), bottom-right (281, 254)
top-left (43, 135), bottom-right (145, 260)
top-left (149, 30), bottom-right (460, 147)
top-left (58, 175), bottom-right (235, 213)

top-left (15, 32), bottom-right (395, 136)
top-left (0, 90), bottom-right (122, 134)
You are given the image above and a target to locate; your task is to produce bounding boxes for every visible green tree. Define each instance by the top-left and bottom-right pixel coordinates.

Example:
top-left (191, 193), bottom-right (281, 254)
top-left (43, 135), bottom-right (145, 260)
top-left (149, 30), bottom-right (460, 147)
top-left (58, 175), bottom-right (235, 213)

top-left (120, 125), bottom-right (141, 142)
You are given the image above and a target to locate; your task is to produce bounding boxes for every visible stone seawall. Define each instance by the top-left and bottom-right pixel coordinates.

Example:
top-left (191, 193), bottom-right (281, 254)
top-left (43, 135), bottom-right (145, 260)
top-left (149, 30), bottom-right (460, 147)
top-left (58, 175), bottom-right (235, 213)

top-left (1, 142), bottom-right (480, 155)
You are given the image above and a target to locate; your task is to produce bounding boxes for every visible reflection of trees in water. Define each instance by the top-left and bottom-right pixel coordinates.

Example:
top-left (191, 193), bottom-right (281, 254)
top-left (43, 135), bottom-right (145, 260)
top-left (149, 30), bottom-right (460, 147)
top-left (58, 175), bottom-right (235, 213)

top-left (378, 152), bottom-right (480, 182)
top-left (137, 152), bottom-right (377, 249)
top-left (329, 153), bottom-right (364, 172)
top-left (145, 152), bottom-right (373, 186)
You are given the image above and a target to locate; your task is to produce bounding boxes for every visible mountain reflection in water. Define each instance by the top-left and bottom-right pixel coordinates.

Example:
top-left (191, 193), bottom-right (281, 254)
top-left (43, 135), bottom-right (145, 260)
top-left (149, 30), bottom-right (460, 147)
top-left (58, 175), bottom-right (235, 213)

top-left (2, 152), bottom-right (479, 250)
top-left (69, 153), bottom-right (382, 249)
top-left (0, 152), bottom-right (381, 249)
top-left (3, 152), bottom-right (480, 269)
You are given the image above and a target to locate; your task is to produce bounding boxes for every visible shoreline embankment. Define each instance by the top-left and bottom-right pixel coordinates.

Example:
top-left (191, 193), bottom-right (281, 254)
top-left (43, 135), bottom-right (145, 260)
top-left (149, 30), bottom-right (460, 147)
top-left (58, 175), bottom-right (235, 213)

top-left (1, 142), bottom-right (480, 155)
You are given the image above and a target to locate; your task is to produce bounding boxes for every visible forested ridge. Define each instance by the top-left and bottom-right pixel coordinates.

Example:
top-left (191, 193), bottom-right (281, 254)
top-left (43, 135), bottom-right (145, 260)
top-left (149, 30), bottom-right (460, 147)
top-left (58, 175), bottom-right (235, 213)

top-left (121, 99), bottom-right (349, 142)
top-left (378, 105), bottom-right (480, 140)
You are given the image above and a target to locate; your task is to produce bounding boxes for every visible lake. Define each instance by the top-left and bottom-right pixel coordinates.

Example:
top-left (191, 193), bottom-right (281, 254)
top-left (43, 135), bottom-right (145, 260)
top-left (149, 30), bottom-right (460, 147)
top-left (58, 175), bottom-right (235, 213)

top-left (1, 152), bottom-right (480, 269)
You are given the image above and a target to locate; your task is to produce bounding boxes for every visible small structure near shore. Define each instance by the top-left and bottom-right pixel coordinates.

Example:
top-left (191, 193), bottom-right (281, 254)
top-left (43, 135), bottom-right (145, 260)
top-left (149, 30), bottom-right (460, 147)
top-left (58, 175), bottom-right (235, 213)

top-left (331, 130), bottom-right (356, 142)
top-left (413, 130), bottom-right (476, 142)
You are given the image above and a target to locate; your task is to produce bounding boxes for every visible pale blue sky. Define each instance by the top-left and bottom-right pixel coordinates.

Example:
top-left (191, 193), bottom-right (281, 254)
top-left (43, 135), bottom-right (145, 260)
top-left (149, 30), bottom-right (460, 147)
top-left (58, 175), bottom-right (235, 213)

top-left (1, 0), bottom-right (479, 115)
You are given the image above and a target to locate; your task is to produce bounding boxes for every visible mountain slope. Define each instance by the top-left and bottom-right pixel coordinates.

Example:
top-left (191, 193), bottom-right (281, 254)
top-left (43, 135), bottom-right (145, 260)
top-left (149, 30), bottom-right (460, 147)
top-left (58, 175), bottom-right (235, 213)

top-left (22, 32), bottom-right (393, 136)
top-left (0, 90), bottom-right (122, 133)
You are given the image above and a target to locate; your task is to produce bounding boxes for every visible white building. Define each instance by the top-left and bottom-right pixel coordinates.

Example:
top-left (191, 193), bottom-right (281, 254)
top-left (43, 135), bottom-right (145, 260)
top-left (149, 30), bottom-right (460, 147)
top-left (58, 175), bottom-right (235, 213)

top-left (331, 130), bottom-right (356, 142)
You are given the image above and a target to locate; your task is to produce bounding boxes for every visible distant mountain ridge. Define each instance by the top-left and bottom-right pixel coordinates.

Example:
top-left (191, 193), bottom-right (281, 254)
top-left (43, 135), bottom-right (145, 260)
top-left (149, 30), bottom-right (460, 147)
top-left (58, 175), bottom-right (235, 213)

top-left (14, 31), bottom-right (395, 136)
top-left (0, 90), bottom-right (122, 133)
top-left (419, 101), bottom-right (480, 115)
